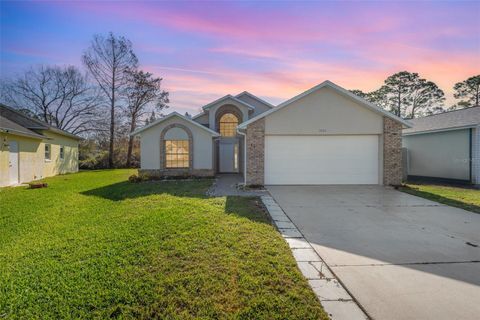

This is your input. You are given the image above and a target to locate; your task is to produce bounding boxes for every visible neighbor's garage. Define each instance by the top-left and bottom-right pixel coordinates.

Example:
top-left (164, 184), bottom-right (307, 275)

top-left (265, 135), bottom-right (379, 185)
top-left (262, 85), bottom-right (386, 185)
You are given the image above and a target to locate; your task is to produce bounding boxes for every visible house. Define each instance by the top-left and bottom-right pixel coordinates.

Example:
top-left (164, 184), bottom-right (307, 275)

top-left (0, 104), bottom-right (81, 187)
top-left (132, 80), bottom-right (411, 186)
top-left (403, 106), bottom-right (480, 186)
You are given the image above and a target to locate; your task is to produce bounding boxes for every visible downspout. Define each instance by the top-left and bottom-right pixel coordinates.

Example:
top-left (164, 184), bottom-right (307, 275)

top-left (237, 127), bottom-right (247, 186)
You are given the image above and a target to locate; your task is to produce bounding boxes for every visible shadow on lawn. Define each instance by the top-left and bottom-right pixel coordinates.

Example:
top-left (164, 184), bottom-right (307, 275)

top-left (81, 180), bottom-right (211, 201)
top-left (400, 186), bottom-right (480, 214)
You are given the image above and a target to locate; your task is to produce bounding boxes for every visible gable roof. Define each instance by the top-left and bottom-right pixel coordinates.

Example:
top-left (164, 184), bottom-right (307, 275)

top-left (0, 113), bottom-right (47, 139)
top-left (0, 104), bottom-right (81, 140)
top-left (192, 111), bottom-right (206, 120)
top-left (403, 106), bottom-right (480, 135)
top-left (235, 91), bottom-right (274, 108)
top-left (202, 95), bottom-right (256, 111)
top-left (131, 111), bottom-right (220, 136)
top-left (238, 80), bottom-right (412, 129)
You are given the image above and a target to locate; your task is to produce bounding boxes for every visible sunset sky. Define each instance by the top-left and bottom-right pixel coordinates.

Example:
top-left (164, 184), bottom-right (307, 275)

top-left (1, 1), bottom-right (479, 115)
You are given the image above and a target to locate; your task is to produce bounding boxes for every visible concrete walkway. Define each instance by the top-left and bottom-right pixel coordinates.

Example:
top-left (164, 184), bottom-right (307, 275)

top-left (268, 185), bottom-right (480, 320)
top-left (207, 174), bottom-right (267, 197)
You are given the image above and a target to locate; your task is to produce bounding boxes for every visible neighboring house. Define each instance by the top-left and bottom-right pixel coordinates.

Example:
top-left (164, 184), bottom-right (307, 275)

top-left (132, 80), bottom-right (411, 186)
top-left (403, 106), bottom-right (480, 186)
top-left (0, 104), bottom-right (81, 187)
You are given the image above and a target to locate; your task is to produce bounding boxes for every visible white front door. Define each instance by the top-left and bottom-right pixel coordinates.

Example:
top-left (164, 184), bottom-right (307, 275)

top-left (265, 135), bottom-right (379, 185)
top-left (219, 140), bottom-right (239, 173)
top-left (9, 140), bottom-right (19, 185)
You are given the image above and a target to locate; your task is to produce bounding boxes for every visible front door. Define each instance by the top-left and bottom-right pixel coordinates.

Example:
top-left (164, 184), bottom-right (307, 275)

top-left (219, 140), bottom-right (239, 173)
top-left (9, 140), bottom-right (19, 185)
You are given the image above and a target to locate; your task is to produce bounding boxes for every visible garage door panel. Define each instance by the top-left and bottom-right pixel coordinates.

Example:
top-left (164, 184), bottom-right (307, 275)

top-left (265, 135), bottom-right (379, 185)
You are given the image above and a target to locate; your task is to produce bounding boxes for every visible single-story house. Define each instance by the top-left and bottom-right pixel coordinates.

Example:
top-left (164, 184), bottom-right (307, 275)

top-left (403, 106), bottom-right (480, 186)
top-left (132, 80), bottom-right (411, 186)
top-left (0, 104), bottom-right (81, 187)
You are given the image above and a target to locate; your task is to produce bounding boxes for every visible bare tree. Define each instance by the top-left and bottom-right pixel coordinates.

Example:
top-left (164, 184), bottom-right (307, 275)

top-left (1, 65), bottom-right (101, 134)
top-left (82, 32), bottom-right (138, 168)
top-left (124, 69), bottom-right (169, 167)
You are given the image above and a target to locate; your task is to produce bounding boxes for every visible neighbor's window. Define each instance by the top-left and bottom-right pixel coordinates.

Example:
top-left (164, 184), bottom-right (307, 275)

top-left (165, 140), bottom-right (189, 168)
top-left (45, 144), bottom-right (51, 161)
top-left (60, 146), bottom-right (65, 160)
top-left (219, 113), bottom-right (239, 137)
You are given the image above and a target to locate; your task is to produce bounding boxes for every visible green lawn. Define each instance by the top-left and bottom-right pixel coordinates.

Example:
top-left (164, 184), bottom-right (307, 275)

top-left (0, 169), bottom-right (327, 319)
top-left (400, 183), bottom-right (480, 214)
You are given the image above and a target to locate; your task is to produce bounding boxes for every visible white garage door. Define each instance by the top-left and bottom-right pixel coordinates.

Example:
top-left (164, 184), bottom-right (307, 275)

top-left (265, 135), bottom-right (379, 185)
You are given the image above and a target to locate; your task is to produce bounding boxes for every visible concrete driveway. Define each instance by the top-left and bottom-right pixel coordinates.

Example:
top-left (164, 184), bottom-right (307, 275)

top-left (267, 185), bottom-right (480, 320)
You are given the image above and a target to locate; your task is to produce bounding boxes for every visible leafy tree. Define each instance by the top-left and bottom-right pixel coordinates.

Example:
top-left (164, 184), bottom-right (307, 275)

top-left (453, 75), bottom-right (480, 108)
top-left (382, 71), bottom-right (445, 118)
top-left (383, 71), bottom-right (417, 117)
top-left (124, 69), bottom-right (169, 167)
top-left (83, 32), bottom-right (138, 168)
top-left (408, 79), bottom-right (445, 118)
top-left (366, 86), bottom-right (390, 110)
top-left (349, 89), bottom-right (367, 98)
top-left (1, 65), bottom-right (101, 134)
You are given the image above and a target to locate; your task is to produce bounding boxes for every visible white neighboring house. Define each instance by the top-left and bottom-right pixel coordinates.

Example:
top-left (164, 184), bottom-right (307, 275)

top-left (403, 106), bottom-right (480, 186)
top-left (132, 80), bottom-right (411, 186)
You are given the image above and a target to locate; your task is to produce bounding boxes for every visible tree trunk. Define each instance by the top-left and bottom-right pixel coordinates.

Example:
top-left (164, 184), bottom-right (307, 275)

top-left (108, 78), bottom-right (115, 168)
top-left (126, 117), bottom-right (136, 167)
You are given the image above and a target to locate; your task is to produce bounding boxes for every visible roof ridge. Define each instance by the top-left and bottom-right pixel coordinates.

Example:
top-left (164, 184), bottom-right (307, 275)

top-left (410, 106), bottom-right (479, 120)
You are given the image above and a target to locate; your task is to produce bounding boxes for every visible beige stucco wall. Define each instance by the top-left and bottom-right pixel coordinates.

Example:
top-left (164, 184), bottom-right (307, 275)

top-left (403, 129), bottom-right (470, 180)
top-left (0, 131), bottom-right (78, 187)
top-left (139, 116), bottom-right (214, 170)
top-left (265, 87), bottom-right (383, 135)
top-left (0, 133), bottom-right (43, 186)
top-left (40, 131), bottom-right (79, 178)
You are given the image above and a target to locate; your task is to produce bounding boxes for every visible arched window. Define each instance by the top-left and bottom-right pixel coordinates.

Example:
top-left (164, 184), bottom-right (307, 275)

top-left (164, 127), bottom-right (190, 168)
top-left (219, 113), bottom-right (238, 137)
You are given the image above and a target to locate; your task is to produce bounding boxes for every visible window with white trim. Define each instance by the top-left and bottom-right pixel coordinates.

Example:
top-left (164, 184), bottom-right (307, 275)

top-left (45, 144), bottom-right (51, 161)
top-left (60, 146), bottom-right (65, 160)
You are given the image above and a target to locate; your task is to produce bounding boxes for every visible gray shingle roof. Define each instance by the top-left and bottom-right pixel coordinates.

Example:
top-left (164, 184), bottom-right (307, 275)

top-left (0, 113), bottom-right (46, 139)
top-left (403, 106), bottom-right (480, 135)
top-left (0, 104), bottom-right (81, 140)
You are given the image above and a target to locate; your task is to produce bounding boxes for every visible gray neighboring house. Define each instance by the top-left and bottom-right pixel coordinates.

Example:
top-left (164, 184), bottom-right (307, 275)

top-left (403, 106), bottom-right (480, 186)
top-left (132, 80), bottom-right (411, 186)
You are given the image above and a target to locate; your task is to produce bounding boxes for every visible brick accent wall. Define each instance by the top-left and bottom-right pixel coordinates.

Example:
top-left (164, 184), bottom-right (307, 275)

top-left (383, 117), bottom-right (403, 185)
top-left (472, 126), bottom-right (480, 186)
top-left (139, 169), bottom-right (214, 178)
top-left (246, 118), bottom-right (265, 186)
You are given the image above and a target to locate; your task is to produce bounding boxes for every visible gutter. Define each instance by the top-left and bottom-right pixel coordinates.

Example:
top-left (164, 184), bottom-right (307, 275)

top-left (403, 124), bottom-right (477, 136)
top-left (0, 128), bottom-right (48, 140)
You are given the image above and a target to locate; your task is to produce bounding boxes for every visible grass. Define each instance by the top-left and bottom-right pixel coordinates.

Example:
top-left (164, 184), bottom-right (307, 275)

top-left (400, 183), bottom-right (480, 214)
top-left (0, 169), bottom-right (327, 320)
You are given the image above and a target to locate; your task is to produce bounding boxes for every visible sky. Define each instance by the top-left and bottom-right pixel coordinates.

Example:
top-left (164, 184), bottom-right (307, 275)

top-left (1, 1), bottom-right (479, 115)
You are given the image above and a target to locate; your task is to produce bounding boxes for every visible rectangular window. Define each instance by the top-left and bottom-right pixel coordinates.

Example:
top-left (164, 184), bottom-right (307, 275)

top-left (45, 144), bottom-right (51, 161)
top-left (165, 140), bottom-right (189, 168)
top-left (60, 146), bottom-right (65, 160)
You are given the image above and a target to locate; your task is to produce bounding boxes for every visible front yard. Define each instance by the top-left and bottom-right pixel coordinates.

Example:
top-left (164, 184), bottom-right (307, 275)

top-left (0, 170), bottom-right (327, 319)
top-left (400, 183), bottom-right (480, 214)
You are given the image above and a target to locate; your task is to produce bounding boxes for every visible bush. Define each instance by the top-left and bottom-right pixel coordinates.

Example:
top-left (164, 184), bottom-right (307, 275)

top-left (128, 174), bottom-right (143, 183)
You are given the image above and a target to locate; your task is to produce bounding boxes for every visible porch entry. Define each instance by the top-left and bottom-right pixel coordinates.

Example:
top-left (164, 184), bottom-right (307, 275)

top-left (219, 139), bottom-right (239, 173)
